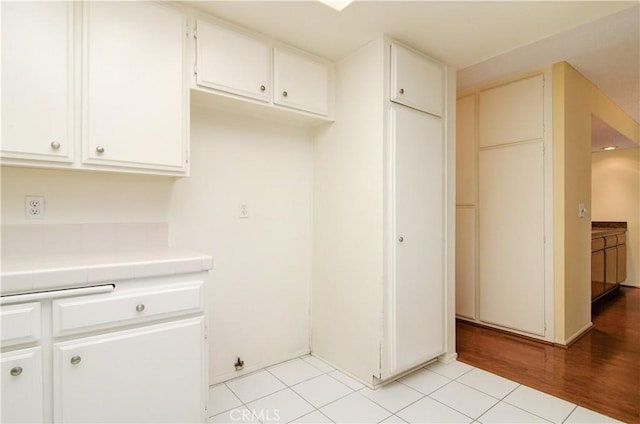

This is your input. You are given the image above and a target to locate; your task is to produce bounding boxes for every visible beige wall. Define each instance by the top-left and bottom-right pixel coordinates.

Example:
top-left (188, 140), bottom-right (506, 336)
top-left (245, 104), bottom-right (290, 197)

top-left (1, 167), bottom-right (174, 224)
top-left (552, 62), bottom-right (640, 344)
top-left (169, 107), bottom-right (314, 384)
top-left (592, 148), bottom-right (640, 287)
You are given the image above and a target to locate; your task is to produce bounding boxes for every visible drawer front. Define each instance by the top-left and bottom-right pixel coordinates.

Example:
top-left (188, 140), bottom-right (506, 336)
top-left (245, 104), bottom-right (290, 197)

top-left (617, 233), bottom-right (626, 245)
top-left (52, 281), bottom-right (204, 337)
top-left (0, 302), bottom-right (41, 348)
top-left (604, 236), bottom-right (618, 248)
top-left (591, 237), bottom-right (605, 252)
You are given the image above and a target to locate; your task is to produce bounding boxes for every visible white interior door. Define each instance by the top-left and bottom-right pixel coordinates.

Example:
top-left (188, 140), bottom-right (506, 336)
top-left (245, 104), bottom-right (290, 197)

top-left (478, 142), bottom-right (545, 336)
top-left (391, 105), bottom-right (444, 372)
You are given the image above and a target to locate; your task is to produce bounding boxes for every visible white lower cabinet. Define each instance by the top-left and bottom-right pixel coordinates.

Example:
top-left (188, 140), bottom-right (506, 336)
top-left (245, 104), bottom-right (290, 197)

top-left (1, 347), bottom-right (44, 423)
top-left (54, 318), bottom-right (204, 423)
top-left (0, 274), bottom-right (207, 423)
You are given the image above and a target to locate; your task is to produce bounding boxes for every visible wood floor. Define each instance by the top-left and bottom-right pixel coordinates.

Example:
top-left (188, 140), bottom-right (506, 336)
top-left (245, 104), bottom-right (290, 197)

top-left (456, 286), bottom-right (640, 423)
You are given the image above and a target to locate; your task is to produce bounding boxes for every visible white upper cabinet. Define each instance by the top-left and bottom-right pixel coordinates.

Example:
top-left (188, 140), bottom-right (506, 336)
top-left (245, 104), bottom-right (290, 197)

top-left (192, 19), bottom-right (333, 122)
top-left (478, 75), bottom-right (544, 147)
top-left (1, 1), bottom-right (74, 163)
top-left (195, 20), bottom-right (271, 102)
top-left (82, 2), bottom-right (188, 173)
top-left (273, 48), bottom-right (330, 116)
top-left (390, 43), bottom-right (444, 117)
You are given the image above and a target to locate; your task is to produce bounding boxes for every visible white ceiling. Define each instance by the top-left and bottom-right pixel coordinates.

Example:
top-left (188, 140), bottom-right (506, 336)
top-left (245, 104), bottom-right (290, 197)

top-left (185, 0), bottom-right (640, 125)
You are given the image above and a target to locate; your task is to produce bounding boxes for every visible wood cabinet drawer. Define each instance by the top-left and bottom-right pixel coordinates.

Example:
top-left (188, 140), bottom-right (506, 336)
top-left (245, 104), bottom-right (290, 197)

top-left (52, 281), bottom-right (204, 337)
top-left (0, 302), bottom-right (41, 348)
top-left (591, 237), bottom-right (605, 252)
top-left (617, 233), bottom-right (626, 245)
top-left (604, 236), bottom-right (618, 248)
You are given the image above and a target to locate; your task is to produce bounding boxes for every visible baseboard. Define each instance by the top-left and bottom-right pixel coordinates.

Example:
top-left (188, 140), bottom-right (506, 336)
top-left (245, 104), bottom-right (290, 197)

top-left (209, 347), bottom-right (310, 386)
top-left (438, 352), bottom-right (458, 364)
top-left (558, 322), bottom-right (594, 348)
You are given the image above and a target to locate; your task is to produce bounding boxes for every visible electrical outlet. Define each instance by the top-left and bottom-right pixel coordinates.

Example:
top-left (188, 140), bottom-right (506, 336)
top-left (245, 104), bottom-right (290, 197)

top-left (25, 196), bottom-right (45, 219)
top-left (239, 203), bottom-right (249, 219)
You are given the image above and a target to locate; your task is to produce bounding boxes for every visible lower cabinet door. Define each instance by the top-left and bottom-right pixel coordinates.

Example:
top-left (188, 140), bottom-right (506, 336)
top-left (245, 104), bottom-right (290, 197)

top-left (1, 347), bottom-right (44, 423)
top-left (54, 317), bottom-right (205, 423)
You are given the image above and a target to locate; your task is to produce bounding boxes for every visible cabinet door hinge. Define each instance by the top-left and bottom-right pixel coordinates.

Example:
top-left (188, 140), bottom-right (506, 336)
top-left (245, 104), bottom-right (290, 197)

top-left (194, 64), bottom-right (197, 77)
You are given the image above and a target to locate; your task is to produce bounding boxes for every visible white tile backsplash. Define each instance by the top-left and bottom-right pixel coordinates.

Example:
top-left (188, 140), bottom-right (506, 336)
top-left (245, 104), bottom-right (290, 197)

top-left (1, 223), bottom-right (168, 257)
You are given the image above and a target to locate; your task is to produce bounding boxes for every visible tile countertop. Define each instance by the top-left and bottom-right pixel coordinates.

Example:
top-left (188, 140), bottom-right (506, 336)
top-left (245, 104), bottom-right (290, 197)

top-left (1, 248), bottom-right (213, 296)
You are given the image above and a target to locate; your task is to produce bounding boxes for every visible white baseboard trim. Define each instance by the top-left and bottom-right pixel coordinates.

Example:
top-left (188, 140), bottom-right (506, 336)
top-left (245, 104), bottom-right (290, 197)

top-left (563, 322), bottom-right (593, 346)
top-left (438, 352), bottom-right (458, 364)
top-left (209, 348), bottom-right (310, 386)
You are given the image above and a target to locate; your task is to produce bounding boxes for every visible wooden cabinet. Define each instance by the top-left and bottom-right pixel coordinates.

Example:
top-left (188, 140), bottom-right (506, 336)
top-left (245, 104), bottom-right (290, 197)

top-left (1, 1), bottom-right (74, 163)
top-left (390, 43), bottom-right (444, 117)
top-left (591, 250), bottom-right (605, 298)
top-left (54, 318), bottom-right (204, 423)
top-left (195, 20), bottom-right (271, 102)
top-left (1, 348), bottom-right (44, 423)
top-left (82, 1), bottom-right (188, 173)
top-left (192, 19), bottom-right (333, 121)
top-left (591, 227), bottom-right (627, 301)
top-left (274, 48), bottom-right (330, 116)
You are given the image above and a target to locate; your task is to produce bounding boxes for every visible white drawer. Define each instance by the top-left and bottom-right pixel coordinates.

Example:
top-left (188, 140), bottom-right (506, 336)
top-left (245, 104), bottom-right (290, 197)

top-left (52, 281), bottom-right (204, 337)
top-left (0, 302), bottom-right (41, 348)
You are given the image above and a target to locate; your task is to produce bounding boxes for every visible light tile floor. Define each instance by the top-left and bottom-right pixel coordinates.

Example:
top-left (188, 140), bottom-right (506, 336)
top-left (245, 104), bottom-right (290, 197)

top-left (208, 356), bottom-right (621, 424)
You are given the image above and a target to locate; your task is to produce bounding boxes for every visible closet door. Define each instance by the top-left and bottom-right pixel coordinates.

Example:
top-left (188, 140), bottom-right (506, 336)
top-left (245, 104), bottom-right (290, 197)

top-left (390, 105), bottom-right (444, 372)
top-left (478, 142), bottom-right (545, 336)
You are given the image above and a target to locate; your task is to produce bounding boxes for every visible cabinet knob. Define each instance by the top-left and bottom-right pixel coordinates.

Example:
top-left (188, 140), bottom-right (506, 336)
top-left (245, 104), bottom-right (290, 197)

top-left (398, 236), bottom-right (404, 242)
top-left (50, 141), bottom-right (61, 150)
top-left (10, 366), bottom-right (23, 376)
top-left (70, 356), bottom-right (82, 365)
top-left (136, 303), bottom-right (145, 312)
top-left (282, 91), bottom-right (288, 97)
top-left (96, 146), bottom-right (105, 154)
top-left (260, 85), bottom-right (266, 92)
top-left (399, 88), bottom-right (405, 94)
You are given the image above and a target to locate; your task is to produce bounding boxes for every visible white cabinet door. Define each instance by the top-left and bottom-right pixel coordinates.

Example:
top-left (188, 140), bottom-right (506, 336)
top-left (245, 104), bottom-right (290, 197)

top-left (274, 48), bottom-right (330, 116)
top-left (456, 208), bottom-right (476, 319)
top-left (82, 2), bottom-right (187, 172)
top-left (390, 43), bottom-right (444, 117)
top-left (1, 1), bottom-right (74, 163)
top-left (390, 105), bottom-right (444, 372)
top-left (54, 317), bottom-right (205, 423)
top-left (479, 75), bottom-right (544, 147)
top-left (196, 20), bottom-right (271, 102)
top-left (478, 142), bottom-right (545, 336)
top-left (1, 347), bottom-right (44, 423)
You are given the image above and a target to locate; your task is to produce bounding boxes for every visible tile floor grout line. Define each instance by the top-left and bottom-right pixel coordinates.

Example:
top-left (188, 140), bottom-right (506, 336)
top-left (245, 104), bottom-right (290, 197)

top-left (500, 396), bottom-right (571, 424)
top-left (423, 394), bottom-right (479, 423)
top-left (561, 404), bottom-right (579, 424)
top-left (356, 387), bottom-right (426, 418)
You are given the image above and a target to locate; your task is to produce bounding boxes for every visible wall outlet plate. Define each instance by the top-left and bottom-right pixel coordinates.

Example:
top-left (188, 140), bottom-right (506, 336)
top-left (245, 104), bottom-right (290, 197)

top-left (25, 195), bottom-right (45, 219)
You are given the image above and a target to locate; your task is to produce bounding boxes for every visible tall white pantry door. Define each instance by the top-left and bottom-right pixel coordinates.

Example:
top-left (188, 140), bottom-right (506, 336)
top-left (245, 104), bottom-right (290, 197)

top-left (389, 105), bottom-right (444, 373)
